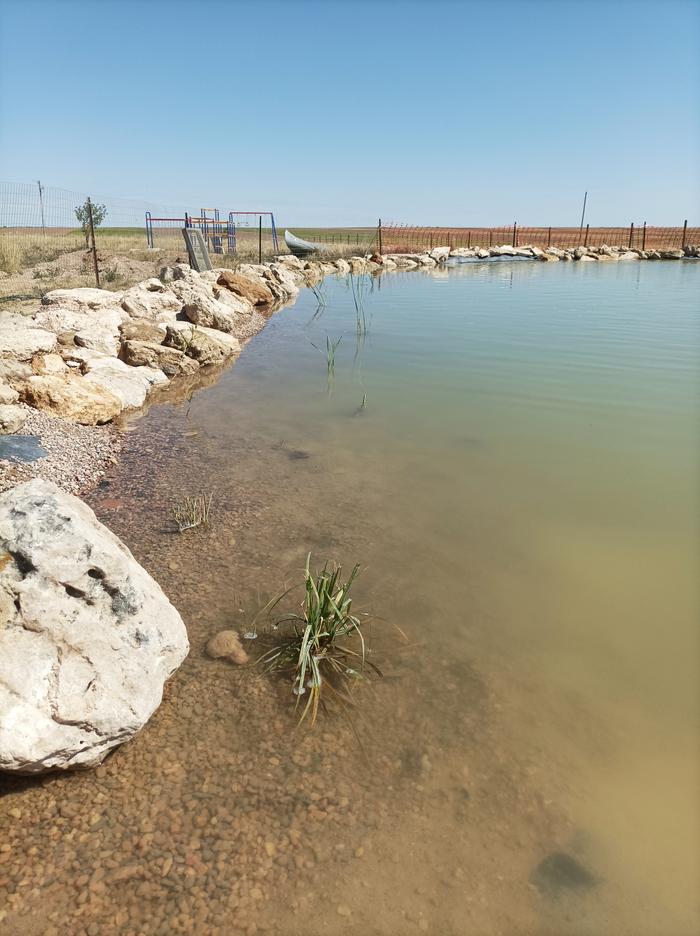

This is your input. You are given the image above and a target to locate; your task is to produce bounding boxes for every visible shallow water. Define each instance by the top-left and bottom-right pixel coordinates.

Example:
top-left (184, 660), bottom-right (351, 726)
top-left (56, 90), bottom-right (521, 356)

top-left (2, 260), bottom-right (698, 936)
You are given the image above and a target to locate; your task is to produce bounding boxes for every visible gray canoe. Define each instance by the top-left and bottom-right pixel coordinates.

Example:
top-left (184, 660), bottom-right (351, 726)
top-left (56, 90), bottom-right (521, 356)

top-left (284, 229), bottom-right (323, 257)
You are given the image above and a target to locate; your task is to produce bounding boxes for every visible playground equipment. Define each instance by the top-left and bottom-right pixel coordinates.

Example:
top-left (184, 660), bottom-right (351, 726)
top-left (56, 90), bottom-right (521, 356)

top-left (227, 211), bottom-right (279, 254)
top-left (145, 209), bottom-right (279, 257)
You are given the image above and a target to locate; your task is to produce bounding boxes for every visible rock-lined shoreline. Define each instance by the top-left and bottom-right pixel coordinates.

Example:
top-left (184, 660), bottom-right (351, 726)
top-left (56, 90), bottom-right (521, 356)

top-left (1, 243), bottom-right (697, 496)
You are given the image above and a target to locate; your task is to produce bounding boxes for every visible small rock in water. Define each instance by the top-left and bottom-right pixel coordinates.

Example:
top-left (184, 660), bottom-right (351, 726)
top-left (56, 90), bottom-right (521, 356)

top-left (205, 630), bottom-right (249, 665)
top-left (287, 449), bottom-right (310, 460)
top-left (531, 851), bottom-right (597, 896)
top-left (336, 904), bottom-right (351, 918)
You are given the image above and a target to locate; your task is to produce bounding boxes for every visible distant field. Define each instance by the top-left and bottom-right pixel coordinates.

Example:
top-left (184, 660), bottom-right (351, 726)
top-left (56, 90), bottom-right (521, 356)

top-left (3, 222), bottom-right (695, 277)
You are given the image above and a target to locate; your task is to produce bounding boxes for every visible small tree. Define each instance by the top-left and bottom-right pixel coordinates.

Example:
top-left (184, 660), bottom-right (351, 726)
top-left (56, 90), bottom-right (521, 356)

top-left (74, 199), bottom-right (107, 248)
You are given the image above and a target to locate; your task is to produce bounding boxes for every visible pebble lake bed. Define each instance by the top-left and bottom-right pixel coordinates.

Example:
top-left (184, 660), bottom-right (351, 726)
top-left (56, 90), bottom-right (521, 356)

top-left (0, 245), bottom-right (699, 935)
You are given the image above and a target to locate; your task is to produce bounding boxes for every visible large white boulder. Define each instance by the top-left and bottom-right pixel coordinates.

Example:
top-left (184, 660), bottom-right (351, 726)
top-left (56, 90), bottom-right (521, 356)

top-left (41, 287), bottom-right (124, 313)
top-left (265, 263), bottom-right (301, 297)
top-left (0, 479), bottom-right (189, 773)
top-left (164, 322), bottom-right (240, 366)
top-left (429, 246), bottom-right (451, 262)
top-left (0, 317), bottom-right (57, 361)
top-left (120, 279), bottom-right (182, 321)
top-left (19, 373), bottom-right (123, 425)
top-left (74, 327), bottom-right (121, 356)
top-left (169, 272), bottom-right (242, 333)
top-left (83, 357), bottom-right (168, 410)
top-left (33, 305), bottom-right (126, 338)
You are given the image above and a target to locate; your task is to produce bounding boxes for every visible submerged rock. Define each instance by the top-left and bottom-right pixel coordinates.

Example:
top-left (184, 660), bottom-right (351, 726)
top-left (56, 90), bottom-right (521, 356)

top-left (0, 479), bottom-right (189, 773)
top-left (205, 630), bottom-right (249, 666)
top-left (531, 851), bottom-right (597, 897)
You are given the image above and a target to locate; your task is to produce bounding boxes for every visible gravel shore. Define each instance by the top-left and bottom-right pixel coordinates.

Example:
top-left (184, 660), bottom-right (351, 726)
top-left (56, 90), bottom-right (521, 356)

top-left (0, 409), bottom-right (122, 496)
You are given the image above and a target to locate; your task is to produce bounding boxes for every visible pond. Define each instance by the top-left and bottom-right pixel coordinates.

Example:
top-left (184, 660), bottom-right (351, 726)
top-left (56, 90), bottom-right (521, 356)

top-left (3, 259), bottom-right (698, 936)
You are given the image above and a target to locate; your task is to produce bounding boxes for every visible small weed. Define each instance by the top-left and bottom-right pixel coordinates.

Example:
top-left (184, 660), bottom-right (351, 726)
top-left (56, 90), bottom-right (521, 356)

top-left (103, 266), bottom-right (121, 283)
top-left (172, 493), bottom-right (213, 532)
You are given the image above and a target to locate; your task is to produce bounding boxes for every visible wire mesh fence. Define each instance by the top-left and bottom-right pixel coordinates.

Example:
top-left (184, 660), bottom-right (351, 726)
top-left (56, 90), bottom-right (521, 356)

top-left (0, 182), bottom-right (285, 276)
top-left (0, 181), bottom-right (195, 274)
top-left (2, 181), bottom-right (697, 284)
top-left (380, 222), bottom-right (699, 253)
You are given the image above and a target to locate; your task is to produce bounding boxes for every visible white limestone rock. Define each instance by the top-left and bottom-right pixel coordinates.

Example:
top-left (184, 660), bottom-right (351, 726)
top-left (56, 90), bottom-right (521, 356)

top-left (0, 382), bottom-right (19, 405)
top-left (0, 479), bottom-right (189, 773)
top-left (120, 279), bottom-right (181, 321)
top-left (0, 403), bottom-right (28, 434)
top-left (19, 373), bottom-right (123, 425)
top-left (0, 317), bottom-right (58, 361)
top-left (41, 287), bottom-right (124, 313)
top-left (429, 246), bottom-right (451, 262)
top-left (265, 263), bottom-right (301, 296)
top-left (83, 357), bottom-right (168, 411)
top-left (164, 322), bottom-right (240, 366)
top-left (74, 328), bottom-right (121, 356)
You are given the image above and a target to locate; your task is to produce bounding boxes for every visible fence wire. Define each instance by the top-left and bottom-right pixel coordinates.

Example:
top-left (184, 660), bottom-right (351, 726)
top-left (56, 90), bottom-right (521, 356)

top-left (380, 222), bottom-right (699, 253)
top-left (1, 182), bottom-right (697, 280)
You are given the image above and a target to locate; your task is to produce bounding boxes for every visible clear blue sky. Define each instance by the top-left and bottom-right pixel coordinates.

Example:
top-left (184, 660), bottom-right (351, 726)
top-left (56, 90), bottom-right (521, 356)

top-left (0, 0), bottom-right (698, 226)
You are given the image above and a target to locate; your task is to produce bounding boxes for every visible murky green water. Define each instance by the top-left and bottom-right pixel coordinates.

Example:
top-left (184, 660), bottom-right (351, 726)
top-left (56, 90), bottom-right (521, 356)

top-left (4, 260), bottom-right (697, 936)
top-left (159, 259), bottom-right (700, 934)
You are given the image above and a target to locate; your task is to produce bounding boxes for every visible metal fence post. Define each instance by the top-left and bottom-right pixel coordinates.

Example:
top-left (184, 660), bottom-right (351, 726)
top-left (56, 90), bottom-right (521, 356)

top-left (682, 219), bottom-right (688, 248)
top-left (87, 197), bottom-right (100, 288)
top-left (628, 222), bottom-right (634, 249)
top-left (378, 218), bottom-right (382, 255)
top-left (37, 180), bottom-right (45, 236)
top-left (547, 226), bottom-right (552, 247)
top-left (512, 222), bottom-right (517, 247)
top-left (258, 215), bottom-right (262, 263)
top-left (642, 222), bottom-right (647, 251)
top-left (584, 224), bottom-right (589, 247)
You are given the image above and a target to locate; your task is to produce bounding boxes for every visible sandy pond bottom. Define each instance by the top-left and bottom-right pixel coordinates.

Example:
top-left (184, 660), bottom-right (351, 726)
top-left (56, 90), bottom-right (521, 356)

top-left (1, 261), bottom-right (699, 936)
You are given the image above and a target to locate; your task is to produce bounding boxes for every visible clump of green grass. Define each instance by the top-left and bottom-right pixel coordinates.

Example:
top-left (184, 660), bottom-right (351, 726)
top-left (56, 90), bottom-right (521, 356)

top-left (172, 493), bottom-right (213, 532)
top-left (259, 554), bottom-right (379, 725)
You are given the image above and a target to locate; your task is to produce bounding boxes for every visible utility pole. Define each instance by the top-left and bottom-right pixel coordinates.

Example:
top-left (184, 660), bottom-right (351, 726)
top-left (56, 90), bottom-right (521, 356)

top-left (37, 180), bottom-right (45, 236)
top-left (578, 191), bottom-right (588, 242)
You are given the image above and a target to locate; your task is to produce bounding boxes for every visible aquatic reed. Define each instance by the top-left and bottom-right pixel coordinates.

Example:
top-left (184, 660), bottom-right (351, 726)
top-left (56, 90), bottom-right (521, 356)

top-left (172, 493), bottom-right (213, 532)
top-left (258, 554), bottom-right (378, 726)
